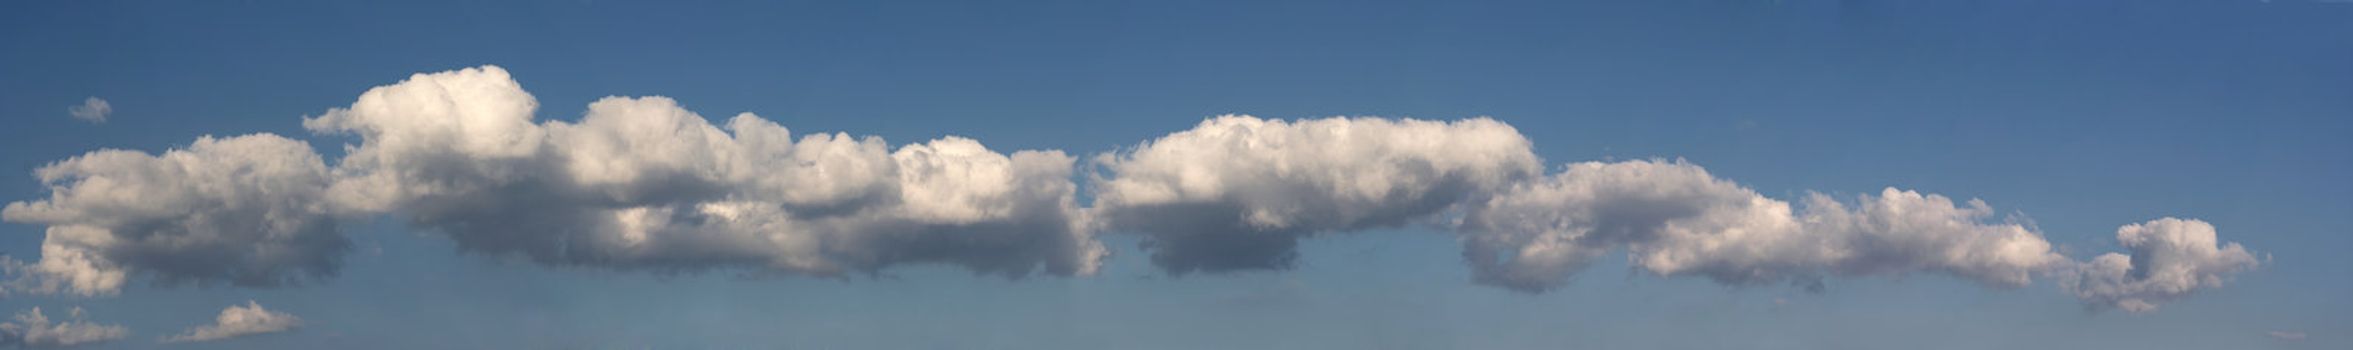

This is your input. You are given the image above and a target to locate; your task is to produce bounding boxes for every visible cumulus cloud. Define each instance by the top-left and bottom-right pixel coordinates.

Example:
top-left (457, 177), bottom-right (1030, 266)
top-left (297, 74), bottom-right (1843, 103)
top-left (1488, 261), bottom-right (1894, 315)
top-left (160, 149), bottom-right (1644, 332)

top-left (1089, 116), bottom-right (1541, 274)
top-left (0, 307), bottom-right (128, 348)
top-left (0, 66), bottom-right (1103, 296)
top-left (2, 134), bottom-right (346, 296)
top-left (2060, 218), bottom-right (2261, 313)
top-left (304, 66), bottom-right (1104, 277)
top-left (66, 97), bottom-right (110, 123)
top-left (0, 65), bottom-right (2263, 314)
top-left (1459, 160), bottom-right (2065, 292)
top-left (162, 301), bottom-right (300, 343)
top-left (1453, 159), bottom-right (2262, 311)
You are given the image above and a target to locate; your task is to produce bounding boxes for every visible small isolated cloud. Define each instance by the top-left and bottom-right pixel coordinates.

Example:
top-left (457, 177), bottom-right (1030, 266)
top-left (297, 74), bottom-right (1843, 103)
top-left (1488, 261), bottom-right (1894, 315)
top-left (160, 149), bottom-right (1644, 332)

top-left (2267, 331), bottom-right (2307, 341)
top-left (0, 307), bottom-right (129, 348)
top-left (162, 301), bottom-right (300, 343)
top-left (67, 97), bottom-right (110, 123)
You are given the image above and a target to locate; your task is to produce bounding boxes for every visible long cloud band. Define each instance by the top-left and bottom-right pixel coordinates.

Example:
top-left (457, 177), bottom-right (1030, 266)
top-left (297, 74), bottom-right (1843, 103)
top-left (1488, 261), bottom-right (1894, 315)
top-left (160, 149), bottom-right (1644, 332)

top-left (1, 66), bottom-right (2258, 313)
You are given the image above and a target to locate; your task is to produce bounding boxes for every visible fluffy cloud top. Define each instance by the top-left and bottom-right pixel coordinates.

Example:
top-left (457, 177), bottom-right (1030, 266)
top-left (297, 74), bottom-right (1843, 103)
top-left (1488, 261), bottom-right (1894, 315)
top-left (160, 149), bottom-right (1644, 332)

top-left (2061, 218), bottom-right (2262, 313)
top-left (304, 66), bottom-right (1104, 277)
top-left (67, 97), bottom-right (110, 123)
top-left (162, 301), bottom-right (300, 343)
top-left (2, 134), bottom-right (345, 296)
top-left (0, 307), bottom-right (128, 348)
top-left (1090, 116), bottom-right (1541, 273)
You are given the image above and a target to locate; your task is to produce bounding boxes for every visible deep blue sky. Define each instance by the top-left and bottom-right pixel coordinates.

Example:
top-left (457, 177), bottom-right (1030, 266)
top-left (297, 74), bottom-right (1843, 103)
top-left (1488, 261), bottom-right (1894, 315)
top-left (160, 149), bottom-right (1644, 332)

top-left (2, 0), bottom-right (2348, 348)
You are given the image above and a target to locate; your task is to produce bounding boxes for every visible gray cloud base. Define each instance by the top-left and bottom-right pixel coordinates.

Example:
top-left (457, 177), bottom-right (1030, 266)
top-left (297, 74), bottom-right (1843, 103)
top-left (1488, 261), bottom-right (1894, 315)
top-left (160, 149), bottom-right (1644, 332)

top-left (1089, 116), bottom-right (1541, 274)
top-left (0, 65), bottom-right (2261, 313)
top-left (1, 134), bottom-right (346, 296)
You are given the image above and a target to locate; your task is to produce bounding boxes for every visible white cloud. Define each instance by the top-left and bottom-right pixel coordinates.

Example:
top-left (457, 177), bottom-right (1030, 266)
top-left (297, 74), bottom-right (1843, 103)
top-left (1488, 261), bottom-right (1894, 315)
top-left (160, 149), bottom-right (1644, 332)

top-left (67, 97), bottom-right (110, 123)
top-left (2060, 218), bottom-right (2261, 313)
top-left (304, 66), bottom-right (1104, 277)
top-left (1089, 115), bottom-right (1541, 273)
top-left (1456, 160), bottom-right (2262, 312)
top-left (0, 65), bottom-right (2265, 314)
top-left (161, 301), bottom-right (300, 343)
top-left (1460, 159), bottom-right (2065, 292)
top-left (2, 134), bottom-right (346, 296)
top-left (0, 307), bottom-right (128, 348)
top-left (2, 66), bottom-right (1106, 296)
top-left (2267, 331), bottom-right (2307, 341)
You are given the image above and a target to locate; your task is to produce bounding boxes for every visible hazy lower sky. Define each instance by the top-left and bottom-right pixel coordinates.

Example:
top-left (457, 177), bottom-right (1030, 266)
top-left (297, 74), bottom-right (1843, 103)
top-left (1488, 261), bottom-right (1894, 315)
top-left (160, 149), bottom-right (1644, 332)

top-left (2, 1), bottom-right (2347, 349)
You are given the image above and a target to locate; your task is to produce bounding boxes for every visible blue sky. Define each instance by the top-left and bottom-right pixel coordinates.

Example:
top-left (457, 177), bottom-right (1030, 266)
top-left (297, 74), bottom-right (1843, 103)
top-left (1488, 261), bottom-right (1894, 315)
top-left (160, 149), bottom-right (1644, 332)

top-left (1, 0), bottom-right (2348, 348)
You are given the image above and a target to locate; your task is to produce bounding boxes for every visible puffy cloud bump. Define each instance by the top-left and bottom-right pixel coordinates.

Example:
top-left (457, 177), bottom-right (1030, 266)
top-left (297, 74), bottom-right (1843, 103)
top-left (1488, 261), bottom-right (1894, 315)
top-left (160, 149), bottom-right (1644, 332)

top-left (2061, 218), bottom-right (2261, 313)
top-left (162, 301), bottom-right (301, 343)
top-left (2, 134), bottom-right (345, 296)
top-left (1090, 116), bottom-right (1541, 273)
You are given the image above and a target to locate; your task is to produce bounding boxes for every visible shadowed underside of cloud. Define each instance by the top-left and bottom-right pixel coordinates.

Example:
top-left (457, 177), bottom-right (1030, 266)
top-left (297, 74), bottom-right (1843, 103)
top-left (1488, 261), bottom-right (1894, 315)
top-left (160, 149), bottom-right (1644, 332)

top-left (0, 65), bottom-right (2261, 313)
top-left (1089, 116), bottom-right (1542, 274)
top-left (0, 134), bottom-right (347, 296)
top-left (1, 66), bottom-right (1106, 297)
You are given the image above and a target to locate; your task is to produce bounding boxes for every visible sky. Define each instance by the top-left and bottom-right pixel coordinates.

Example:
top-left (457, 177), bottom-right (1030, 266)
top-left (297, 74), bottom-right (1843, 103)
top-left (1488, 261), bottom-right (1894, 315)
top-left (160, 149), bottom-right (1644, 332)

top-left (0, 0), bottom-right (2348, 349)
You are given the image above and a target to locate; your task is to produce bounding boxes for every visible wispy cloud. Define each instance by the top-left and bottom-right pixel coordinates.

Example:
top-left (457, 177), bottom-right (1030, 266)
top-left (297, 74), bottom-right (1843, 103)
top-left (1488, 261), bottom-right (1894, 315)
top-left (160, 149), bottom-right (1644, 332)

top-left (0, 307), bottom-right (128, 348)
top-left (2268, 331), bottom-right (2308, 341)
top-left (66, 97), bottom-right (110, 123)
